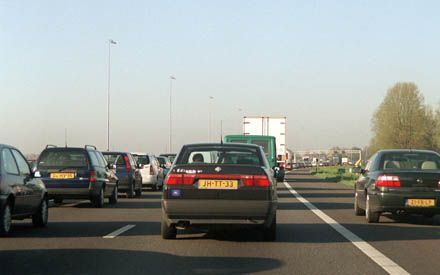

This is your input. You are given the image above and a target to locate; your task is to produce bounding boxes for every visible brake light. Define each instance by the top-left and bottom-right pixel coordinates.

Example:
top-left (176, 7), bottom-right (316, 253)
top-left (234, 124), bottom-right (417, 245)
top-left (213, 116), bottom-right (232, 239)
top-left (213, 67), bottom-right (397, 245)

top-left (376, 175), bottom-right (401, 187)
top-left (253, 175), bottom-right (270, 187)
top-left (438, 180), bottom-right (440, 188)
top-left (124, 155), bottom-right (130, 172)
top-left (90, 170), bottom-right (96, 182)
top-left (165, 174), bottom-right (197, 185)
top-left (149, 165), bottom-right (153, 175)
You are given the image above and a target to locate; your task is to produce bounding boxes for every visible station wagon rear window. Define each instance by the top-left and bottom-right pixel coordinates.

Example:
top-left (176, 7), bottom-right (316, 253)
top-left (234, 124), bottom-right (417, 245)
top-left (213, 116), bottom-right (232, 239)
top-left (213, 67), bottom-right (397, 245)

top-left (380, 152), bottom-right (440, 171)
top-left (38, 150), bottom-right (88, 168)
top-left (178, 147), bottom-right (263, 166)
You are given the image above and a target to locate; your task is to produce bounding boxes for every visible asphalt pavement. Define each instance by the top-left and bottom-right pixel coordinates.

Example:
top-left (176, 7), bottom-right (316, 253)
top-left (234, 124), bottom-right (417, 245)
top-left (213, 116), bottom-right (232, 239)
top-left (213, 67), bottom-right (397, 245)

top-left (1, 169), bottom-right (439, 274)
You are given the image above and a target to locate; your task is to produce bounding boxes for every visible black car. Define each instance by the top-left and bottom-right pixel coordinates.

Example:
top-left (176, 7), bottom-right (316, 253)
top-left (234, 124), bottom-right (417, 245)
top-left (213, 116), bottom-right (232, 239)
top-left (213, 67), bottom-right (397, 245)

top-left (37, 145), bottom-right (118, 208)
top-left (354, 149), bottom-right (440, 223)
top-left (0, 144), bottom-right (48, 235)
top-left (161, 143), bottom-right (278, 240)
top-left (102, 151), bottom-right (142, 198)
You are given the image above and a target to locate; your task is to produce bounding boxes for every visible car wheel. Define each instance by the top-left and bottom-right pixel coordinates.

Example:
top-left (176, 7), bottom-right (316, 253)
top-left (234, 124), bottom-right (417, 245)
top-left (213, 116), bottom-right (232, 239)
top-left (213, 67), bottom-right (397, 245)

top-left (109, 185), bottom-right (118, 205)
top-left (135, 184), bottom-right (142, 198)
top-left (54, 198), bottom-right (63, 204)
top-left (263, 214), bottom-right (276, 241)
top-left (127, 182), bottom-right (135, 198)
top-left (161, 216), bottom-right (176, 239)
top-left (366, 195), bottom-right (380, 223)
top-left (0, 203), bottom-right (12, 236)
top-left (92, 188), bottom-right (105, 208)
top-left (354, 192), bottom-right (365, 216)
top-left (32, 198), bottom-right (48, 227)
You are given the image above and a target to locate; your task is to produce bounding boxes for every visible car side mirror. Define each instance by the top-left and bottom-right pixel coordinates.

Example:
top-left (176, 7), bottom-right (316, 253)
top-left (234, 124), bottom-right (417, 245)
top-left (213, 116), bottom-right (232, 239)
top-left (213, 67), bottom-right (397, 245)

top-left (137, 163), bottom-right (143, 169)
top-left (32, 171), bottom-right (41, 178)
top-left (360, 168), bottom-right (367, 175)
top-left (107, 163), bottom-right (116, 170)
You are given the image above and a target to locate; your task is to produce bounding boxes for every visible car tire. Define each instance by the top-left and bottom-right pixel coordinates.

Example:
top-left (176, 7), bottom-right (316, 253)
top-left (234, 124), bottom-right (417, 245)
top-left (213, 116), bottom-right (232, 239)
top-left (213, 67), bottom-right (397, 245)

top-left (366, 195), bottom-right (380, 223)
top-left (0, 203), bottom-right (12, 236)
top-left (161, 217), bottom-right (176, 239)
top-left (109, 185), bottom-right (118, 205)
top-left (354, 192), bottom-right (365, 216)
top-left (135, 185), bottom-right (142, 198)
top-left (54, 198), bottom-right (63, 204)
top-left (92, 188), bottom-right (105, 208)
top-left (127, 182), bottom-right (135, 198)
top-left (263, 214), bottom-right (276, 241)
top-left (32, 198), bottom-right (48, 227)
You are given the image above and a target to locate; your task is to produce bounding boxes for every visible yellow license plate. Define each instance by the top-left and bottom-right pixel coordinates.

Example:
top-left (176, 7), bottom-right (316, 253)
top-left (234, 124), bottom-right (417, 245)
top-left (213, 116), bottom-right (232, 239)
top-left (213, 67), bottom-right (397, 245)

top-left (50, 173), bottom-right (75, 179)
top-left (198, 179), bottom-right (238, 190)
top-left (407, 199), bottom-right (436, 207)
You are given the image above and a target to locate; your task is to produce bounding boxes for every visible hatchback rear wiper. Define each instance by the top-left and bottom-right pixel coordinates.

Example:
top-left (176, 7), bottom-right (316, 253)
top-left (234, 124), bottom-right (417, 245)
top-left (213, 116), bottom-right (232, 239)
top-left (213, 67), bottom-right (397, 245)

top-left (57, 166), bottom-right (84, 172)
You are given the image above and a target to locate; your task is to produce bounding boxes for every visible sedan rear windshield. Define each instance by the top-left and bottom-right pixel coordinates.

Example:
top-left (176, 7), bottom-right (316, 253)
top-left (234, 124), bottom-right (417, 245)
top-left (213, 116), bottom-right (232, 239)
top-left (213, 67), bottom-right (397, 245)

top-left (38, 150), bottom-right (88, 169)
top-left (380, 152), bottom-right (440, 171)
top-left (133, 155), bottom-right (150, 165)
top-left (178, 147), bottom-right (263, 166)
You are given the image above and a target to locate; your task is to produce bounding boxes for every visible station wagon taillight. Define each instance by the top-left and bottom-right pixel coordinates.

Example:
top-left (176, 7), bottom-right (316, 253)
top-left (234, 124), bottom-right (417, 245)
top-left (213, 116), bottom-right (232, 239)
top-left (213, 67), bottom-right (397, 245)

top-left (376, 175), bottom-right (401, 187)
top-left (90, 171), bottom-right (97, 182)
top-left (123, 155), bottom-right (130, 172)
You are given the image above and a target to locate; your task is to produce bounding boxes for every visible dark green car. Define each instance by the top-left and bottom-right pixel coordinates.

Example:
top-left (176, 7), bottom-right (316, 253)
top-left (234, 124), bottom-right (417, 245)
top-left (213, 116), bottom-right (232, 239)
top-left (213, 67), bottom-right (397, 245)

top-left (354, 149), bottom-right (440, 223)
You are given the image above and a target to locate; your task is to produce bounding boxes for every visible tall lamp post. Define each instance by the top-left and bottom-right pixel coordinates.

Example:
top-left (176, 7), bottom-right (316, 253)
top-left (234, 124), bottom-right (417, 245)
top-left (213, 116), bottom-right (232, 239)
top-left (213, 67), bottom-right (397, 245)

top-left (107, 39), bottom-right (117, 151)
top-left (208, 96), bottom-right (214, 141)
top-left (169, 75), bottom-right (176, 152)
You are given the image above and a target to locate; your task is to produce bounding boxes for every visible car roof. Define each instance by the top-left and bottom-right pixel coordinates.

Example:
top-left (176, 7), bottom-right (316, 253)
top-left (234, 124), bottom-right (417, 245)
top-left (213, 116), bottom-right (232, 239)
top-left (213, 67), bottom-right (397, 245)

top-left (102, 151), bottom-right (130, 155)
top-left (0, 144), bottom-right (18, 150)
top-left (42, 147), bottom-right (95, 151)
top-left (183, 142), bottom-right (261, 149)
top-left (376, 149), bottom-right (439, 155)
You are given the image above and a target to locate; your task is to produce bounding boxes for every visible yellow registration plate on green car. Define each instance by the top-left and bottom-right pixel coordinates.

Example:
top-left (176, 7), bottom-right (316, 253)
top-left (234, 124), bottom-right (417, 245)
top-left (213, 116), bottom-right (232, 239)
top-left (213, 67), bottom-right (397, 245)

top-left (198, 179), bottom-right (238, 190)
top-left (406, 199), bottom-right (436, 207)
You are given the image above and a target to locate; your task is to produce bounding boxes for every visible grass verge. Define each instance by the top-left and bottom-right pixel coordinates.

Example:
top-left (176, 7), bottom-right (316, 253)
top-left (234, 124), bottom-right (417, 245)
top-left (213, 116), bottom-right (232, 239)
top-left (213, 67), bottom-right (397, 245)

top-left (311, 166), bottom-right (358, 187)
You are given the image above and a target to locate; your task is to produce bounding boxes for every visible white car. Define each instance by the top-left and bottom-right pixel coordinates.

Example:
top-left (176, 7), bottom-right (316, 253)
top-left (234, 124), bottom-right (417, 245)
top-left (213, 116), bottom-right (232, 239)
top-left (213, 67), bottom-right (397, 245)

top-left (131, 153), bottom-right (164, 190)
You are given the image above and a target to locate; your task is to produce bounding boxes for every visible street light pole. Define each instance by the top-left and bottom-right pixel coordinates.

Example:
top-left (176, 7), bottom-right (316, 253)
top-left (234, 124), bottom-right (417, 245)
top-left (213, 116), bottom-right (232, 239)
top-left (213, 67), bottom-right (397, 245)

top-left (208, 96), bottom-right (214, 141)
top-left (107, 39), bottom-right (117, 151)
top-left (169, 75), bottom-right (176, 152)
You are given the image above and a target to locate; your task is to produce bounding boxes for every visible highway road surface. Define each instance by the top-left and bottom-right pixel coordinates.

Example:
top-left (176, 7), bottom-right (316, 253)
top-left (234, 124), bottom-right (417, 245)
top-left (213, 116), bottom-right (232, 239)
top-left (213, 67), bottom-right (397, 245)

top-left (1, 169), bottom-right (440, 274)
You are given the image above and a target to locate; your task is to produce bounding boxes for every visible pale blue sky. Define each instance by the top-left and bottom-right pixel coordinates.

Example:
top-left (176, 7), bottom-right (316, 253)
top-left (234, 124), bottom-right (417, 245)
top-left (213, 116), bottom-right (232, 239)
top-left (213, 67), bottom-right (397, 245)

top-left (1, 1), bottom-right (440, 154)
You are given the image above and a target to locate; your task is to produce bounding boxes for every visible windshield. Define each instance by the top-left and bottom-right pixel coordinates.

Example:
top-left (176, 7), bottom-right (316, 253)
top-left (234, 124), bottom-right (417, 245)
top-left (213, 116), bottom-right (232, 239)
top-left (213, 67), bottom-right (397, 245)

top-left (38, 150), bottom-right (88, 169)
top-left (178, 147), bottom-right (263, 166)
top-left (380, 152), bottom-right (440, 171)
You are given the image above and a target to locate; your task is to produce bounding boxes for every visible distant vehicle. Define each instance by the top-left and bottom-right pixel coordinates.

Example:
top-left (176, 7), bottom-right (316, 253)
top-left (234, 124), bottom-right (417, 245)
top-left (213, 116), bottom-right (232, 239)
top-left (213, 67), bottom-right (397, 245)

top-left (161, 143), bottom-right (277, 240)
top-left (342, 157), bottom-right (349, 165)
top-left (37, 145), bottom-right (118, 207)
top-left (102, 151), bottom-right (142, 198)
top-left (224, 135), bottom-right (284, 182)
top-left (157, 156), bottom-right (172, 178)
top-left (354, 149), bottom-right (440, 223)
top-left (160, 153), bottom-right (177, 163)
top-left (131, 153), bottom-right (164, 191)
top-left (242, 116), bottom-right (287, 168)
top-left (0, 144), bottom-right (48, 235)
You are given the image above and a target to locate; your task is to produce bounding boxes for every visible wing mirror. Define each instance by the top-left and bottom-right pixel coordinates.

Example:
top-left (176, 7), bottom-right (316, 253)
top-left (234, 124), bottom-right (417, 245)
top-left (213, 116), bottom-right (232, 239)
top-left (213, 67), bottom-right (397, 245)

top-left (32, 171), bottom-right (41, 178)
top-left (137, 163), bottom-right (143, 169)
top-left (107, 163), bottom-right (116, 170)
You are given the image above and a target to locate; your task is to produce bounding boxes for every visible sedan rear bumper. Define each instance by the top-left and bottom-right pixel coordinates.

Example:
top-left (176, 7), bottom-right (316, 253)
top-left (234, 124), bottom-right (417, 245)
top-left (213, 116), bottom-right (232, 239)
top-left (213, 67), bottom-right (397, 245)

top-left (369, 191), bottom-right (440, 213)
top-left (162, 199), bottom-right (277, 226)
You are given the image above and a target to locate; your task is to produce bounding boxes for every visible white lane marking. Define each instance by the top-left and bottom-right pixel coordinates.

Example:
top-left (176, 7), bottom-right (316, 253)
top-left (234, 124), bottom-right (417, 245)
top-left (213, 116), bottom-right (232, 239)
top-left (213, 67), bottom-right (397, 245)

top-left (103, 224), bottom-right (136, 239)
top-left (283, 181), bottom-right (410, 275)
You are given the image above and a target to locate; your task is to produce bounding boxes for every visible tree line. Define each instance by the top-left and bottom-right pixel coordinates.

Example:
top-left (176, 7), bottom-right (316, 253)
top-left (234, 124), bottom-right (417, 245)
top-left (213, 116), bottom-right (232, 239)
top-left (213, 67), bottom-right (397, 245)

top-left (369, 82), bottom-right (440, 154)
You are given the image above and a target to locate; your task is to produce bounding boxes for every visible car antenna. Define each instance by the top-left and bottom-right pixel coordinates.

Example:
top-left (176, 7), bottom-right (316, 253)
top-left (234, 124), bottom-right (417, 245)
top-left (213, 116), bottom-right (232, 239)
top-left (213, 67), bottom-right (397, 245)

top-left (220, 120), bottom-right (223, 144)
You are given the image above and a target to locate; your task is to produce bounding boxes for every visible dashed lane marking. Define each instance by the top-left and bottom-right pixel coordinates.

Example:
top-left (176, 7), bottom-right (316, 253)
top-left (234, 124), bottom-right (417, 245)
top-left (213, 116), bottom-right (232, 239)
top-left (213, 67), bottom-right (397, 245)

top-left (103, 224), bottom-right (136, 239)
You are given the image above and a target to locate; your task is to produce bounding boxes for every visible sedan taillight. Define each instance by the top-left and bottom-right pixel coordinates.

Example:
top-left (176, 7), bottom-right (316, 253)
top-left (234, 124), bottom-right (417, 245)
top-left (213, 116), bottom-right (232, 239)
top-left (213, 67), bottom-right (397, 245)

top-left (376, 175), bottom-right (401, 187)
